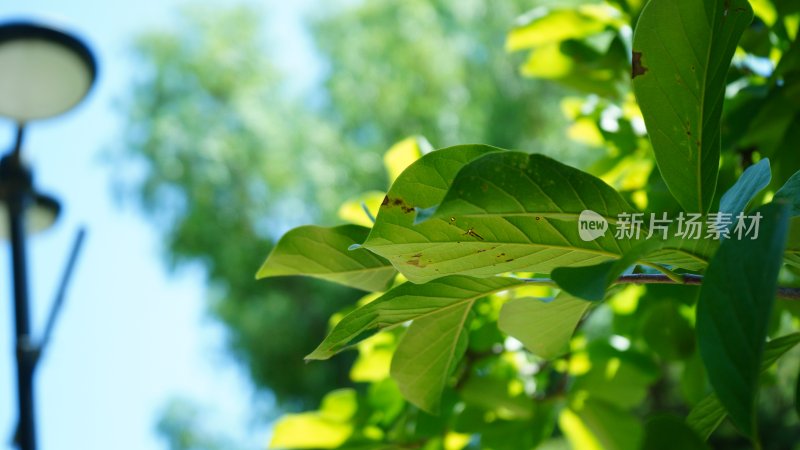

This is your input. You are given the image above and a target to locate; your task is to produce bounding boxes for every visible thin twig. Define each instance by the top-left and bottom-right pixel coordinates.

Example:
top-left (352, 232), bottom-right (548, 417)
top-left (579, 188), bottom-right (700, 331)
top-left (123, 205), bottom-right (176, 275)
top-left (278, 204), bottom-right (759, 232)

top-left (522, 274), bottom-right (800, 300)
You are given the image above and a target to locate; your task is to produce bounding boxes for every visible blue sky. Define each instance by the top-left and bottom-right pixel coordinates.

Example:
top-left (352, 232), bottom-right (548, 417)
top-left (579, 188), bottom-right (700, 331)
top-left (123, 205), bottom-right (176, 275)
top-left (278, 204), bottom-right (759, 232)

top-left (0, 1), bottom-right (317, 448)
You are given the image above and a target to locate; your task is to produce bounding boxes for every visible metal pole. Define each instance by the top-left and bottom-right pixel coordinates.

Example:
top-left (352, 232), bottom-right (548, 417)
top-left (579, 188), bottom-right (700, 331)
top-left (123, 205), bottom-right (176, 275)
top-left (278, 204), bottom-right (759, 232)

top-left (7, 159), bottom-right (37, 450)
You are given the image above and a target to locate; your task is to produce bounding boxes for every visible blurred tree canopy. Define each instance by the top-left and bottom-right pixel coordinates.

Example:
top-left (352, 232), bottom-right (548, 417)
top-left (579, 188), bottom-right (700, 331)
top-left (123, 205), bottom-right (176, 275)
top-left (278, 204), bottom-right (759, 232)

top-left (112, 0), bottom-right (571, 412)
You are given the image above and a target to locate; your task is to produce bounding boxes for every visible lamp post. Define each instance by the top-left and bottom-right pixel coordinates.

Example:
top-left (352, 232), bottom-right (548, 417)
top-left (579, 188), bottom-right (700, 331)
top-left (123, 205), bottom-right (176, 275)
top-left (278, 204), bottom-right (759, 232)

top-left (0, 20), bottom-right (96, 450)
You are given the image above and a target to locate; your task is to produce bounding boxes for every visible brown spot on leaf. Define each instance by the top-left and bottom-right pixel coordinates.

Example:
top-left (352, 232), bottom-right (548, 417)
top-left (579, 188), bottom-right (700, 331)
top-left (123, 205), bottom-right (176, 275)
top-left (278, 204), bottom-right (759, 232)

top-left (505, 258), bottom-right (514, 262)
top-left (480, 183), bottom-right (489, 192)
top-left (632, 51), bottom-right (648, 79)
top-left (406, 254), bottom-right (426, 267)
top-left (383, 196), bottom-right (416, 213)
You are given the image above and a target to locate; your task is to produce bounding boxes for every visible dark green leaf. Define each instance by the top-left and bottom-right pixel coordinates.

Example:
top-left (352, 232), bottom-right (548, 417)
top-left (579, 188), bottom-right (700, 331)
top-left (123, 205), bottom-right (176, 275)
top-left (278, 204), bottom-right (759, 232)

top-left (695, 203), bottom-right (792, 437)
top-left (632, 0), bottom-right (753, 212)
top-left (256, 225), bottom-right (396, 292)
top-left (643, 415), bottom-right (710, 450)
top-left (774, 169), bottom-right (800, 216)
top-left (687, 332), bottom-right (800, 439)
top-left (551, 239), bottom-right (676, 301)
top-left (551, 262), bottom-right (616, 302)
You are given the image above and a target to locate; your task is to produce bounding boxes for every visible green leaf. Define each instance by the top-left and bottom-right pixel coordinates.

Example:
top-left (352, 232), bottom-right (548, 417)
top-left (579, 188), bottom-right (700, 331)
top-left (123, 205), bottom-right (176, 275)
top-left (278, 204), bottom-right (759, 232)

top-left (559, 398), bottom-right (643, 450)
top-left (686, 394), bottom-right (727, 441)
top-left (786, 218), bottom-right (800, 268)
top-left (256, 225), bottom-right (396, 292)
top-left (390, 305), bottom-right (470, 414)
top-left (363, 145), bottom-right (505, 283)
top-left (498, 294), bottom-right (591, 359)
top-left (632, 0), bottom-right (753, 212)
top-left (687, 332), bottom-right (800, 439)
top-left (369, 150), bottom-right (712, 283)
top-left (307, 276), bottom-right (524, 360)
top-left (774, 169), bottom-right (800, 216)
top-left (718, 158), bottom-right (771, 217)
top-left (551, 262), bottom-right (616, 302)
top-left (307, 276), bottom-right (526, 413)
top-left (571, 344), bottom-right (660, 410)
top-left (643, 416), bottom-right (709, 450)
top-left (270, 389), bottom-right (358, 449)
top-left (551, 239), bottom-right (677, 301)
top-left (506, 5), bottom-right (624, 52)
top-left (695, 203), bottom-right (791, 437)
top-left (796, 362), bottom-right (800, 419)
top-left (641, 301), bottom-right (696, 361)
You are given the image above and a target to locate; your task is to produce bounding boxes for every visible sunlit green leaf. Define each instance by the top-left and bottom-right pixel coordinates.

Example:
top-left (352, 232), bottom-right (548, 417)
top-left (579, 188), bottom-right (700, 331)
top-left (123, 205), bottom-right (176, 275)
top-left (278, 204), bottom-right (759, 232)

top-left (363, 144), bottom-right (505, 283)
top-left (571, 344), bottom-right (660, 410)
top-left (308, 276), bottom-right (526, 412)
top-left (307, 276), bottom-right (524, 360)
top-left (420, 151), bottom-right (710, 278)
top-left (257, 225), bottom-right (396, 292)
top-left (338, 191), bottom-right (387, 227)
top-left (632, 0), bottom-right (753, 212)
top-left (559, 398), bottom-right (643, 450)
top-left (383, 136), bottom-right (431, 183)
top-left (270, 389), bottom-right (358, 449)
top-left (498, 294), bottom-right (591, 359)
top-left (695, 203), bottom-right (791, 437)
top-left (391, 304), bottom-right (470, 414)
top-left (506, 5), bottom-right (623, 51)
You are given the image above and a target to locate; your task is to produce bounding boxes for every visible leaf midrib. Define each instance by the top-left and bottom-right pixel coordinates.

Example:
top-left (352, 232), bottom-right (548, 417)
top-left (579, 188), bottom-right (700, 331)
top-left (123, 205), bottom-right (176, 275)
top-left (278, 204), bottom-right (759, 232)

top-left (697, 0), bottom-right (716, 213)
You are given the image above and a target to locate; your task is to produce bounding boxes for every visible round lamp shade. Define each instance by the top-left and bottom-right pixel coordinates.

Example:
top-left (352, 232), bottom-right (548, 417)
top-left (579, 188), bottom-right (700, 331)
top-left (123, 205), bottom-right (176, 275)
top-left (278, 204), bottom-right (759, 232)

top-left (0, 21), bottom-right (96, 122)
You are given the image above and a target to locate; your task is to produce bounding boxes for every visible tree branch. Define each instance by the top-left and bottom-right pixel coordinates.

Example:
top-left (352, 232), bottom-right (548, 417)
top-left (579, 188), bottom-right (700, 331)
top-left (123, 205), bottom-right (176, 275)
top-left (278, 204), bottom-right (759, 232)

top-left (523, 274), bottom-right (800, 300)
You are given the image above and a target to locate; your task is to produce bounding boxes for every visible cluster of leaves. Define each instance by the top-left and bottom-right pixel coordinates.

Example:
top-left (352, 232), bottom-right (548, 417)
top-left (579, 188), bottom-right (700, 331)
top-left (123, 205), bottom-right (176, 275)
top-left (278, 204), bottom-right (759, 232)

top-left (259, 0), bottom-right (800, 448)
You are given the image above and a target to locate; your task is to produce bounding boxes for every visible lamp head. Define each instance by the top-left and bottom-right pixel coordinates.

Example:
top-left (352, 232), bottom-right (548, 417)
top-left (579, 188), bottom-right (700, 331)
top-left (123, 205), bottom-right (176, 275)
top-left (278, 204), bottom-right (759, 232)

top-left (0, 20), bottom-right (97, 123)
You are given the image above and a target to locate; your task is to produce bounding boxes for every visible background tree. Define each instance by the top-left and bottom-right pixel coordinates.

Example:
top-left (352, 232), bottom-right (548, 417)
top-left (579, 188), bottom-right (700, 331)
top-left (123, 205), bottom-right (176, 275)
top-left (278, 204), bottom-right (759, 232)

top-left (111, 0), bottom-right (571, 414)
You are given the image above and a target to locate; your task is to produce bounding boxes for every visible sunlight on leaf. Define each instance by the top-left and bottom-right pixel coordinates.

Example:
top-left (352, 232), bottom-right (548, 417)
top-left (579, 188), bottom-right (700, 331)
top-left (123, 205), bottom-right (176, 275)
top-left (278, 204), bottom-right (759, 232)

top-left (498, 294), bottom-right (591, 359)
top-left (383, 136), bottom-right (431, 182)
top-left (257, 225), bottom-right (396, 292)
top-left (338, 191), bottom-right (387, 227)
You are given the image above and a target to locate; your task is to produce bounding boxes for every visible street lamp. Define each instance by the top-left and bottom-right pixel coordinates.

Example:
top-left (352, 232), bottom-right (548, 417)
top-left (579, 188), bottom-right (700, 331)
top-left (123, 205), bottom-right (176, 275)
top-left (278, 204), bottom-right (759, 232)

top-left (0, 20), bottom-right (97, 450)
